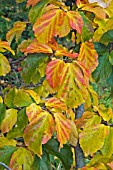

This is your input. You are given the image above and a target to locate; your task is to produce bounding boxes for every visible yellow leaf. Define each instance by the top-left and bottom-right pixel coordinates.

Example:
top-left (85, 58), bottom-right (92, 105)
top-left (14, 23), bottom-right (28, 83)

top-left (69, 121), bottom-right (78, 147)
top-left (25, 89), bottom-right (40, 104)
top-left (0, 137), bottom-right (17, 148)
top-left (79, 124), bottom-right (109, 156)
top-left (0, 40), bottom-right (15, 55)
top-left (6, 21), bottom-right (26, 44)
top-left (98, 104), bottom-right (113, 121)
top-left (0, 53), bottom-right (11, 76)
top-left (0, 96), bottom-right (3, 103)
top-left (1, 109), bottom-right (18, 134)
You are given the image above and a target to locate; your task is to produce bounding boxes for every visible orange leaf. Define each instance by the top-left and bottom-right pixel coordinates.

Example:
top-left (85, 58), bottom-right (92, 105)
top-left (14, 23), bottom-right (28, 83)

top-left (53, 111), bottom-right (71, 147)
top-left (25, 39), bottom-right (53, 54)
top-left (78, 42), bottom-right (98, 74)
top-left (33, 8), bottom-right (70, 43)
top-left (67, 11), bottom-right (83, 34)
top-left (27, 0), bottom-right (40, 7)
top-left (45, 97), bottom-right (67, 111)
top-left (46, 59), bottom-right (65, 88)
top-left (0, 40), bottom-right (15, 55)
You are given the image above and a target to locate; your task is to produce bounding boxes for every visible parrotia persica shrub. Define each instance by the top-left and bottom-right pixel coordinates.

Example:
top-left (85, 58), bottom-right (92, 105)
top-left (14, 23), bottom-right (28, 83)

top-left (1, 0), bottom-right (113, 169)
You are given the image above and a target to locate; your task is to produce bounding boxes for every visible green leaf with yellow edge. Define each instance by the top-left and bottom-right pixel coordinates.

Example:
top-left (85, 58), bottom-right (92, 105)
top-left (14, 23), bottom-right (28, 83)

top-left (14, 89), bottom-right (33, 107)
top-left (26, 103), bottom-right (42, 122)
top-left (0, 146), bottom-right (17, 170)
top-left (80, 12), bottom-right (94, 42)
top-left (0, 40), bottom-right (15, 55)
top-left (78, 42), bottom-right (98, 74)
top-left (9, 147), bottom-right (34, 170)
top-left (0, 53), bottom-right (11, 76)
top-left (33, 8), bottom-right (70, 44)
top-left (7, 108), bottom-right (28, 139)
top-left (98, 104), bottom-right (113, 121)
top-left (1, 109), bottom-right (18, 134)
top-left (101, 127), bottom-right (113, 157)
top-left (24, 111), bottom-right (54, 157)
top-left (25, 89), bottom-right (40, 104)
top-left (52, 110), bottom-right (71, 148)
top-left (0, 137), bottom-right (17, 148)
top-left (45, 97), bottom-right (67, 111)
top-left (29, 0), bottom-right (50, 24)
top-left (79, 124), bottom-right (109, 156)
top-left (6, 21), bottom-right (26, 44)
top-left (0, 103), bottom-right (6, 127)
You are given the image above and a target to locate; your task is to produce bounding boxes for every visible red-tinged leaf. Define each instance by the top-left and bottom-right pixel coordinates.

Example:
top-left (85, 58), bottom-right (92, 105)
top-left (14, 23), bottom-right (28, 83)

top-left (81, 3), bottom-right (106, 19)
top-left (26, 103), bottom-right (42, 122)
top-left (107, 161), bottom-right (113, 169)
top-left (45, 97), bottom-right (67, 111)
top-left (46, 59), bottom-right (65, 88)
top-left (1, 109), bottom-right (18, 134)
top-left (6, 21), bottom-right (26, 44)
top-left (53, 111), bottom-right (71, 148)
top-left (27, 0), bottom-right (40, 7)
top-left (25, 39), bottom-right (53, 54)
top-left (18, 39), bottom-right (32, 53)
top-left (78, 42), bottom-right (98, 74)
top-left (33, 8), bottom-right (70, 43)
top-left (79, 124), bottom-right (109, 156)
top-left (9, 148), bottom-right (34, 170)
top-left (24, 111), bottom-right (54, 157)
top-left (0, 40), bottom-right (15, 55)
top-left (67, 11), bottom-right (83, 34)
top-left (57, 61), bottom-right (89, 108)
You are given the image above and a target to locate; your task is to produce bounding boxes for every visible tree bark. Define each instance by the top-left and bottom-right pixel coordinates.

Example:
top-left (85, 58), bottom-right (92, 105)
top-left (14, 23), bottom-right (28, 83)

top-left (75, 104), bottom-right (85, 169)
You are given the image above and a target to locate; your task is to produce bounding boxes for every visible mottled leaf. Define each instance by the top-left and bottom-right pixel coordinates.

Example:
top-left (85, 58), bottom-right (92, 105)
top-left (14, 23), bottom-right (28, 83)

top-left (6, 21), bottom-right (26, 44)
top-left (1, 109), bottom-right (18, 134)
top-left (24, 111), bottom-right (54, 157)
top-left (33, 8), bottom-right (70, 43)
top-left (4, 88), bottom-right (16, 108)
top-left (53, 111), bottom-right (71, 147)
top-left (9, 148), bottom-right (34, 170)
top-left (78, 42), bottom-right (98, 74)
top-left (45, 97), bottom-right (67, 111)
top-left (0, 103), bottom-right (6, 127)
top-left (0, 53), bottom-right (11, 76)
top-left (0, 137), bottom-right (16, 148)
top-left (0, 146), bottom-right (17, 170)
top-left (79, 124), bottom-right (109, 156)
top-left (25, 89), bottom-right (40, 104)
top-left (98, 104), bottom-right (113, 121)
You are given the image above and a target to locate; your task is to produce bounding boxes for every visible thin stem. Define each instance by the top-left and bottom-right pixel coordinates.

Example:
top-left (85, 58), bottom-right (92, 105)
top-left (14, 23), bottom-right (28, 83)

top-left (0, 162), bottom-right (11, 170)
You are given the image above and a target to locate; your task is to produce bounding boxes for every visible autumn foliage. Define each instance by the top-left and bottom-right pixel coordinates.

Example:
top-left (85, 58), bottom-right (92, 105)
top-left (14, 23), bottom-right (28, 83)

top-left (1, 0), bottom-right (113, 169)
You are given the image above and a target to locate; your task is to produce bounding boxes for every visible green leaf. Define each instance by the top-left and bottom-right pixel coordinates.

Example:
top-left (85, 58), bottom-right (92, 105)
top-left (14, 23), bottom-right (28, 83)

top-left (0, 53), bottom-right (11, 76)
top-left (32, 152), bottom-right (51, 170)
top-left (9, 147), bottom-right (34, 170)
top-left (4, 88), bottom-right (16, 108)
top-left (14, 89), bottom-right (33, 107)
top-left (100, 30), bottom-right (113, 45)
top-left (21, 53), bottom-right (48, 84)
top-left (80, 12), bottom-right (94, 42)
top-left (109, 50), bottom-right (113, 65)
top-left (0, 103), bottom-right (6, 127)
top-left (93, 53), bottom-right (112, 83)
top-left (101, 127), bottom-right (113, 157)
top-left (7, 108), bottom-right (28, 139)
top-left (45, 138), bottom-right (73, 170)
top-left (0, 146), bottom-right (17, 170)
top-left (94, 42), bottom-right (109, 55)
top-left (29, 0), bottom-right (50, 24)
